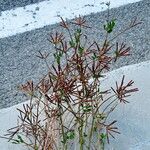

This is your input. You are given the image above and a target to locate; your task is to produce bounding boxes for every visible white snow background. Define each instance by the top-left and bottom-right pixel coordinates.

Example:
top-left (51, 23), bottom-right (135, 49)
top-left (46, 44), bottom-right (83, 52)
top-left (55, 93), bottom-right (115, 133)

top-left (0, 0), bottom-right (141, 39)
top-left (1, 0), bottom-right (149, 149)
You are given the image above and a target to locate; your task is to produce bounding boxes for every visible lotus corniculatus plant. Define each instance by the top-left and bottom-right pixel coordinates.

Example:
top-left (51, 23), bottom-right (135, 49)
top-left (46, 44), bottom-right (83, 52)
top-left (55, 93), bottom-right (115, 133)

top-left (2, 6), bottom-right (141, 150)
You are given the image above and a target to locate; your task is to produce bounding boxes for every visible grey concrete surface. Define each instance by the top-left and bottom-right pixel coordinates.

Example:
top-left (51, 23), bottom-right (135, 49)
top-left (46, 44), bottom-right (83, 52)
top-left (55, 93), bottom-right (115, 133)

top-left (0, 0), bottom-right (44, 12)
top-left (0, 0), bottom-right (150, 108)
top-left (0, 60), bottom-right (150, 150)
top-left (103, 61), bottom-right (150, 150)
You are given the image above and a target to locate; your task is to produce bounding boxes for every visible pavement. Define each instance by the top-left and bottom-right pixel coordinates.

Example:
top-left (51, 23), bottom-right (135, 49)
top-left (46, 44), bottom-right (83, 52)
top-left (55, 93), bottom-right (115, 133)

top-left (0, 0), bottom-right (150, 108)
top-left (1, 60), bottom-right (150, 150)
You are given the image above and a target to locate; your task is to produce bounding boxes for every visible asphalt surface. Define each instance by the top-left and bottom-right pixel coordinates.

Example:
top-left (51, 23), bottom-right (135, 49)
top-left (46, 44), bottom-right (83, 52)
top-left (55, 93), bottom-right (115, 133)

top-left (0, 0), bottom-right (45, 12)
top-left (0, 0), bottom-right (149, 108)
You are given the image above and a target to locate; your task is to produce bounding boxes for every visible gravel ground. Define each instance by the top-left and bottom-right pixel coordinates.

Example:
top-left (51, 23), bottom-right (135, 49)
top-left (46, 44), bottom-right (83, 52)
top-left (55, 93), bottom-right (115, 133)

top-left (0, 0), bottom-right (44, 12)
top-left (0, 0), bottom-right (149, 108)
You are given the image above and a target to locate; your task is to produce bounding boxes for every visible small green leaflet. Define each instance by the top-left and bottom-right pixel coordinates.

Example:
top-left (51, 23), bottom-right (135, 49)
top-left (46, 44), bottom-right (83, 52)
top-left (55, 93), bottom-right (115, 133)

top-left (104, 19), bottom-right (116, 33)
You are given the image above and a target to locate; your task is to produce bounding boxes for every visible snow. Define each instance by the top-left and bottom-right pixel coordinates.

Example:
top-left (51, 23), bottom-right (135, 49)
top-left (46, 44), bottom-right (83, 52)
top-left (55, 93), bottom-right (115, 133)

top-left (0, 60), bottom-right (150, 150)
top-left (0, 0), bottom-right (141, 39)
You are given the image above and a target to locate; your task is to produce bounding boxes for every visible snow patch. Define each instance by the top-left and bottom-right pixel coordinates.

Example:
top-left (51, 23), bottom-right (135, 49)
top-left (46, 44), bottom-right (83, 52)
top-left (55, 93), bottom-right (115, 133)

top-left (0, 0), bottom-right (141, 39)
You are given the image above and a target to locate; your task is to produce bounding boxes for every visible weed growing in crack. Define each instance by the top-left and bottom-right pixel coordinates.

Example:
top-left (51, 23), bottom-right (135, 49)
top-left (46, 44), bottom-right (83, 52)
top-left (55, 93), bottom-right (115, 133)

top-left (1, 5), bottom-right (141, 150)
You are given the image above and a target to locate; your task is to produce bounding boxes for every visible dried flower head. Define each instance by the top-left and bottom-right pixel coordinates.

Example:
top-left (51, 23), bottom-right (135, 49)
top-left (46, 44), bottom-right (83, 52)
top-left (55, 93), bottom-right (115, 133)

top-left (49, 32), bottom-right (64, 45)
top-left (71, 15), bottom-right (91, 28)
top-left (111, 75), bottom-right (138, 103)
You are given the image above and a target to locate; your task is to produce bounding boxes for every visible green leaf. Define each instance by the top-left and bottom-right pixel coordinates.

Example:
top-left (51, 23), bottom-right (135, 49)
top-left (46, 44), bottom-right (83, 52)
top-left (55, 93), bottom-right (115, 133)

top-left (12, 140), bottom-right (20, 144)
top-left (104, 19), bottom-right (116, 33)
top-left (75, 29), bottom-right (82, 43)
top-left (53, 51), bottom-right (63, 64)
top-left (66, 130), bottom-right (75, 140)
top-left (17, 135), bottom-right (24, 143)
top-left (34, 145), bottom-right (39, 150)
top-left (78, 46), bottom-right (84, 55)
top-left (100, 133), bottom-right (107, 139)
top-left (82, 105), bottom-right (92, 112)
top-left (76, 28), bottom-right (82, 34)
top-left (93, 73), bottom-right (103, 79)
top-left (61, 130), bottom-right (75, 144)
top-left (100, 133), bottom-right (107, 143)
top-left (96, 113), bottom-right (106, 120)
top-left (69, 40), bottom-right (75, 47)
top-left (94, 126), bottom-right (97, 132)
top-left (83, 132), bottom-right (88, 137)
top-left (92, 53), bottom-right (98, 60)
